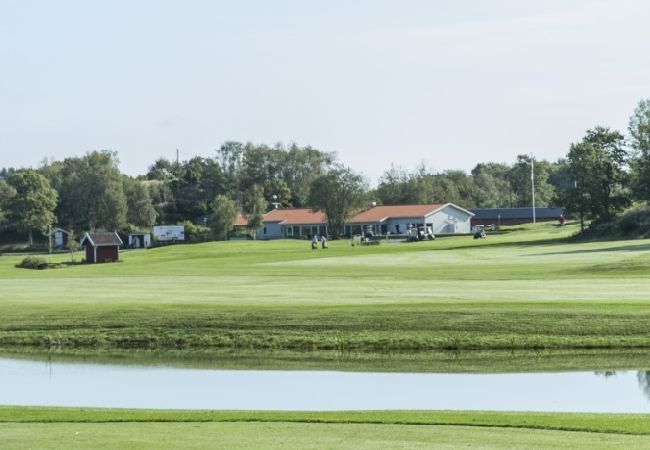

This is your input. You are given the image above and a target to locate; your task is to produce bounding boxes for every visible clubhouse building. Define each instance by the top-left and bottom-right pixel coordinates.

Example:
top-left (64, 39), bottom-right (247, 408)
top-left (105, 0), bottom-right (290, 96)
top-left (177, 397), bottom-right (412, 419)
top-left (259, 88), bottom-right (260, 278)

top-left (256, 203), bottom-right (474, 239)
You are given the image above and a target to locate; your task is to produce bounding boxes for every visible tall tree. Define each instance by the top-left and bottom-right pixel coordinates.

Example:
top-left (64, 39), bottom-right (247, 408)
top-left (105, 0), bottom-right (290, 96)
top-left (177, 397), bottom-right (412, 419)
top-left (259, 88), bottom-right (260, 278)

top-left (146, 157), bottom-right (179, 181)
top-left (558, 126), bottom-right (629, 230)
top-left (217, 141), bottom-right (334, 208)
top-left (243, 184), bottom-right (267, 238)
top-left (5, 169), bottom-right (58, 245)
top-left (123, 177), bottom-right (157, 229)
top-left (166, 157), bottom-right (226, 223)
top-left (216, 141), bottom-right (245, 202)
top-left (0, 179), bottom-right (17, 227)
top-left (210, 195), bottom-right (239, 240)
top-left (628, 98), bottom-right (650, 200)
top-left (282, 144), bottom-right (335, 206)
top-left (375, 165), bottom-right (413, 205)
top-left (508, 155), bottom-right (555, 207)
top-left (471, 163), bottom-right (513, 208)
top-left (57, 151), bottom-right (127, 231)
top-left (308, 165), bottom-right (367, 237)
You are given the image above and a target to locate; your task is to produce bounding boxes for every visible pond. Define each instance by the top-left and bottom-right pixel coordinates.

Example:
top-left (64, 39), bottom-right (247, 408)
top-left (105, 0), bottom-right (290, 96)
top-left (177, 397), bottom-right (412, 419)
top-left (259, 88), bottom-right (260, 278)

top-left (1, 357), bottom-right (649, 412)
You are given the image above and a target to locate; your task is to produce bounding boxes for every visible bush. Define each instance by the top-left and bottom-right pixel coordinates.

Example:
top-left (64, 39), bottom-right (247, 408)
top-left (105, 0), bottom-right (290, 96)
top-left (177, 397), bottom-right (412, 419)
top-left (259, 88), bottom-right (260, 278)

top-left (180, 220), bottom-right (212, 243)
top-left (16, 256), bottom-right (49, 270)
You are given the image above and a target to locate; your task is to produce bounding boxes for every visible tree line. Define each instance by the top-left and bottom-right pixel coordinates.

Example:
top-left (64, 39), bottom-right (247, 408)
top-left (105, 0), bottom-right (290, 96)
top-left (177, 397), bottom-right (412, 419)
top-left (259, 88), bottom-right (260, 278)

top-left (0, 98), bottom-right (649, 244)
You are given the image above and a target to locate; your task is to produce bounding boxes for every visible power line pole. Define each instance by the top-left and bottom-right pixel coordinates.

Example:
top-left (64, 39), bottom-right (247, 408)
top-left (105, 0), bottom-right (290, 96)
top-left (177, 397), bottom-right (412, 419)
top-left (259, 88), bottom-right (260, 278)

top-left (176, 148), bottom-right (179, 165)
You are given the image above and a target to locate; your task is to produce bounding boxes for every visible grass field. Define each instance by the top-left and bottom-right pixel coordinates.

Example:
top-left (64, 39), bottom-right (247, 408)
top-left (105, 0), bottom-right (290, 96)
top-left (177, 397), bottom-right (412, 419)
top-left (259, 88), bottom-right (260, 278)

top-left (2, 407), bottom-right (650, 449)
top-left (2, 222), bottom-right (650, 352)
top-left (4, 224), bottom-right (650, 448)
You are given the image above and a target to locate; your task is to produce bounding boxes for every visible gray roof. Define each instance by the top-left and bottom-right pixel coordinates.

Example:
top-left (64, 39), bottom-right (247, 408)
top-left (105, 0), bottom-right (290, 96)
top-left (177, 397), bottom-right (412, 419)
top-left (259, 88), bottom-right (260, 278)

top-left (470, 207), bottom-right (564, 220)
top-left (81, 232), bottom-right (123, 247)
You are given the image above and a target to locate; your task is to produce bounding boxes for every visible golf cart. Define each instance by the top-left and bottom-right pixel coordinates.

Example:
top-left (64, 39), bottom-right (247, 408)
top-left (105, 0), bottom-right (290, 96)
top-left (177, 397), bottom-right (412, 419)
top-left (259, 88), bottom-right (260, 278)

top-left (473, 225), bottom-right (486, 239)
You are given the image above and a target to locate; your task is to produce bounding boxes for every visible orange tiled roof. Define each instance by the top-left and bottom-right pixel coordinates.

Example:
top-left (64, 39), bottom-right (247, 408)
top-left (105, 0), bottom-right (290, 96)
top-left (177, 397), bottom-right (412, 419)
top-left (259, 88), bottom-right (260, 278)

top-left (263, 208), bottom-right (327, 225)
top-left (351, 204), bottom-right (446, 222)
top-left (233, 214), bottom-right (249, 226)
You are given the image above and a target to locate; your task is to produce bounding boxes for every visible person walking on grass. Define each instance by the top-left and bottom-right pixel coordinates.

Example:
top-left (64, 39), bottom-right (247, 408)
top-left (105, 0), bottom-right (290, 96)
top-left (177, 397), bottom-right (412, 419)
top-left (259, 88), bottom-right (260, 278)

top-left (311, 235), bottom-right (318, 250)
top-left (321, 235), bottom-right (328, 249)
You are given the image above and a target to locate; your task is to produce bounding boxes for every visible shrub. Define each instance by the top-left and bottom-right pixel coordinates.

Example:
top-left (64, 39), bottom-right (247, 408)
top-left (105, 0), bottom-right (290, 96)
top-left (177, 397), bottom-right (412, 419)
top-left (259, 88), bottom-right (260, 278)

top-left (16, 256), bottom-right (48, 270)
top-left (180, 220), bottom-right (212, 243)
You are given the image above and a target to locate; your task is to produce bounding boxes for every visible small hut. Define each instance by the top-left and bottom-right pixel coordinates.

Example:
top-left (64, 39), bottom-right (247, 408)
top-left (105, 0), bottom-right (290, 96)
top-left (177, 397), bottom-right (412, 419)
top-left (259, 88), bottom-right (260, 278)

top-left (80, 232), bottom-right (123, 264)
top-left (128, 232), bottom-right (151, 249)
top-left (49, 227), bottom-right (71, 250)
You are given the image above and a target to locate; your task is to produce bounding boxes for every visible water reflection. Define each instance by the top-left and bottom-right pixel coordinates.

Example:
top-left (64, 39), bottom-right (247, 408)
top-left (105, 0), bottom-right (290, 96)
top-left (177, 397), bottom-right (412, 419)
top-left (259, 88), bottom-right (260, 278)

top-left (1, 357), bottom-right (650, 412)
top-left (596, 370), bottom-right (650, 401)
top-left (3, 347), bottom-right (650, 374)
top-left (639, 371), bottom-right (650, 400)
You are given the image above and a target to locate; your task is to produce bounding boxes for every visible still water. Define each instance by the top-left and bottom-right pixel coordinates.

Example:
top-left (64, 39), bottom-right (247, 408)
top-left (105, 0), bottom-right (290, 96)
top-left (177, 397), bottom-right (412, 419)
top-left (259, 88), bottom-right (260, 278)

top-left (1, 357), bottom-right (649, 412)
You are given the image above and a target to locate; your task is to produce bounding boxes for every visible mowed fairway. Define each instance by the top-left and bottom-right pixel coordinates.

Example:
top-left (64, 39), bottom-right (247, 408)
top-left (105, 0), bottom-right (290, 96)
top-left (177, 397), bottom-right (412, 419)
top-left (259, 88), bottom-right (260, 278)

top-left (3, 408), bottom-right (650, 449)
top-left (2, 222), bottom-right (650, 351)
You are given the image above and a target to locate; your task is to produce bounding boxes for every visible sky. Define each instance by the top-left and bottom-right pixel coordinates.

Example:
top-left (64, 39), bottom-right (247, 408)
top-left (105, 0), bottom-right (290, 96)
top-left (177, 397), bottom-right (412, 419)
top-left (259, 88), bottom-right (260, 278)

top-left (1, 0), bottom-right (649, 184)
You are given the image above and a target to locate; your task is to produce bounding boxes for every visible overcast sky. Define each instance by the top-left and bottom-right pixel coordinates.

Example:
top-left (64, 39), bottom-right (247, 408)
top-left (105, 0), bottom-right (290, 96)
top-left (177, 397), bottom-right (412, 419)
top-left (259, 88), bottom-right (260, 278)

top-left (1, 0), bottom-right (649, 183)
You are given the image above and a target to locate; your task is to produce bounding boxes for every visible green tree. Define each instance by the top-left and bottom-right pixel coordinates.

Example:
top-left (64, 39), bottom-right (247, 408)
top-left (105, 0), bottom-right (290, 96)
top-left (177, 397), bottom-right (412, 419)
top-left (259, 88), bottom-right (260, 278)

top-left (308, 166), bottom-right (367, 237)
top-left (558, 127), bottom-right (629, 230)
top-left (216, 141), bottom-right (245, 202)
top-left (0, 179), bottom-right (17, 227)
top-left (146, 157), bottom-right (179, 181)
top-left (434, 170), bottom-right (480, 207)
top-left (548, 158), bottom-right (574, 197)
top-left (471, 163), bottom-right (513, 208)
top-left (628, 99), bottom-right (650, 200)
top-left (166, 157), bottom-right (226, 223)
top-left (56, 151), bottom-right (127, 231)
top-left (123, 177), bottom-right (157, 229)
top-left (217, 141), bottom-right (334, 208)
top-left (210, 195), bottom-right (239, 240)
top-left (243, 185), bottom-right (267, 239)
top-left (375, 165), bottom-right (413, 205)
top-left (5, 169), bottom-right (58, 245)
top-left (262, 178), bottom-right (292, 207)
top-left (282, 143), bottom-right (334, 206)
top-left (507, 155), bottom-right (555, 207)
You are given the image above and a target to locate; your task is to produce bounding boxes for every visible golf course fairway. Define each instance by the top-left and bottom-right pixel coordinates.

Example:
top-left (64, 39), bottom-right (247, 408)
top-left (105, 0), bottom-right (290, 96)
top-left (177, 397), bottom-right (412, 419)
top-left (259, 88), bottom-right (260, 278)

top-left (1, 222), bottom-right (650, 352)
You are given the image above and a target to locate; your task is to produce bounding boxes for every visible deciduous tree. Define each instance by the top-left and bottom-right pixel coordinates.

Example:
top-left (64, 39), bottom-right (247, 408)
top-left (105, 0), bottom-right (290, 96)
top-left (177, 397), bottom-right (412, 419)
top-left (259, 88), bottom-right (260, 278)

top-left (308, 166), bottom-right (367, 237)
top-left (5, 169), bottom-right (58, 245)
top-left (558, 127), bottom-right (629, 230)
top-left (210, 195), bottom-right (239, 240)
top-left (628, 99), bottom-right (650, 200)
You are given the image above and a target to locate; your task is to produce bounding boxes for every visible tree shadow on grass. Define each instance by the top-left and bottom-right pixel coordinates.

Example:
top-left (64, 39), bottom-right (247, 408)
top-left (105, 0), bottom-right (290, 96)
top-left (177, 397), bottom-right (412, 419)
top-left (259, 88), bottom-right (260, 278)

top-left (534, 242), bottom-right (650, 257)
top-left (434, 236), bottom-right (570, 252)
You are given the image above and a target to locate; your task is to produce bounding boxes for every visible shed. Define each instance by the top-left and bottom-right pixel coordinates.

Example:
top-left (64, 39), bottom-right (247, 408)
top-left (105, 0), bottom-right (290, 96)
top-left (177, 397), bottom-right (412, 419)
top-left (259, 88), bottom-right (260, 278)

top-left (80, 232), bottom-right (123, 263)
top-left (128, 233), bottom-right (151, 249)
top-left (470, 207), bottom-right (564, 226)
top-left (49, 227), bottom-right (71, 250)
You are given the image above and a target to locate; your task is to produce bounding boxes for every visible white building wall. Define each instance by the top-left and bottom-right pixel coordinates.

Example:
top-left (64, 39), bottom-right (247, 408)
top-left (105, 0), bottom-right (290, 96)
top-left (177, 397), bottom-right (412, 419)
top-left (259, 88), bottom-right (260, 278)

top-left (426, 205), bottom-right (472, 235)
top-left (257, 222), bottom-right (284, 240)
top-left (383, 217), bottom-right (422, 234)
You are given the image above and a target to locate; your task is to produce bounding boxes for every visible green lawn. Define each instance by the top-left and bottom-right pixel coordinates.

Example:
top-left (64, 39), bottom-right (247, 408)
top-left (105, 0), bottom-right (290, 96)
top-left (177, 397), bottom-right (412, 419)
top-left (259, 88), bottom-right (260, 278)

top-left (2, 222), bottom-right (650, 351)
top-left (4, 226), bottom-right (650, 448)
top-left (2, 408), bottom-right (650, 449)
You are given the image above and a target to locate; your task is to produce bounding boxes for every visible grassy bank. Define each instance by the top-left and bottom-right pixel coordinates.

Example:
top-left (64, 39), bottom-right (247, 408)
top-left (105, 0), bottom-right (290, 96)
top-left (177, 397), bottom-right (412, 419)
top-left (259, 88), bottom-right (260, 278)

top-left (3, 347), bottom-right (650, 373)
top-left (2, 222), bottom-right (650, 352)
top-left (2, 407), bottom-right (650, 449)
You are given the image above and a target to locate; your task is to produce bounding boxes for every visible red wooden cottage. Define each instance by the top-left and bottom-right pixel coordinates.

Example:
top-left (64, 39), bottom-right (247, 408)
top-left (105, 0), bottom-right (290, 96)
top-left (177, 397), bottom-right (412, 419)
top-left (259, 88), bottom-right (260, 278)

top-left (80, 232), bottom-right (123, 264)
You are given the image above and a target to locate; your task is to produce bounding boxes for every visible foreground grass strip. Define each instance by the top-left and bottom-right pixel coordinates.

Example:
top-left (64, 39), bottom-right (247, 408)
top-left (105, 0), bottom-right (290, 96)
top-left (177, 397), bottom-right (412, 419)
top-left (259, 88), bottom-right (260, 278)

top-left (4, 422), bottom-right (650, 450)
top-left (2, 407), bottom-right (650, 436)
